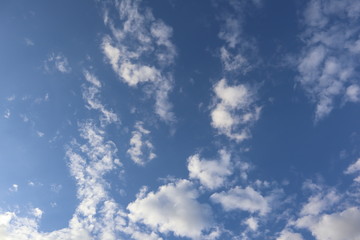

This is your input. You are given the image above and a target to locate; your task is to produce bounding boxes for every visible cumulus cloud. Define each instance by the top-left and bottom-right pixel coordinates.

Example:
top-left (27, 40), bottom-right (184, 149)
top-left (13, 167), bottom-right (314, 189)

top-left (101, 0), bottom-right (176, 123)
top-left (44, 52), bottom-right (71, 73)
top-left (210, 79), bottom-right (261, 142)
top-left (297, 0), bottom-right (360, 121)
top-left (244, 217), bottom-right (258, 231)
top-left (187, 149), bottom-right (232, 189)
top-left (297, 207), bottom-right (360, 240)
top-left (127, 179), bottom-right (213, 239)
top-left (127, 121), bottom-right (156, 166)
top-left (300, 190), bottom-right (340, 216)
top-left (211, 186), bottom-right (269, 215)
top-left (276, 229), bottom-right (304, 240)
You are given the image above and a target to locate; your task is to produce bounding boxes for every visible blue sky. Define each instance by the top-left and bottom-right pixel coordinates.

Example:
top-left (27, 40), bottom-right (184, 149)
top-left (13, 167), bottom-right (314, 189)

top-left (1, 0), bottom-right (360, 239)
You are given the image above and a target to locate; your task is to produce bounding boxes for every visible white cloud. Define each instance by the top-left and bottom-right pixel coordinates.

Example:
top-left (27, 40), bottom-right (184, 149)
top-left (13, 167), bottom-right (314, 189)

top-left (187, 149), bottom-right (232, 189)
top-left (31, 208), bottom-right (43, 218)
top-left (82, 71), bottom-right (119, 126)
top-left (8, 184), bottom-right (18, 192)
top-left (4, 109), bottom-right (10, 119)
top-left (211, 186), bottom-right (269, 215)
top-left (210, 79), bottom-right (261, 142)
top-left (300, 190), bottom-right (340, 216)
top-left (345, 158), bottom-right (360, 174)
top-left (297, 207), bottom-right (360, 240)
top-left (127, 121), bottom-right (156, 166)
top-left (346, 85), bottom-right (360, 102)
top-left (45, 52), bottom-right (71, 73)
top-left (297, 0), bottom-right (360, 121)
top-left (244, 217), bottom-right (258, 231)
top-left (36, 131), bottom-right (44, 137)
top-left (24, 38), bottom-right (34, 46)
top-left (101, 0), bottom-right (176, 123)
top-left (127, 179), bottom-right (213, 239)
top-left (276, 229), bottom-right (304, 240)
top-left (7, 95), bottom-right (15, 101)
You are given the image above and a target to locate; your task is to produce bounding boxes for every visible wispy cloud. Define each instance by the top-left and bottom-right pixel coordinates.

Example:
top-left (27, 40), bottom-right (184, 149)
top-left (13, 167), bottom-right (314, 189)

top-left (101, 0), bottom-right (176, 123)
top-left (82, 70), bottom-right (119, 126)
top-left (297, 0), bottom-right (360, 121)
top-left (44, 52), bottom-right (71, 73)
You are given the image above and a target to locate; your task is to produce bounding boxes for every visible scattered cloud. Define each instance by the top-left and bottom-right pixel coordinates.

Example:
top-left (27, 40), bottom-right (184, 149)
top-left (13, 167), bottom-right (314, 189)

top-left (8, 184), bottom-right (18, 192)
top-left (297, 207), bottom-right (360, 240)
top-left (50, 184), bottom-right (62, 193)
top-left (276, 229), bottom-right (304, 240)
top-left (82, 70), bottom-right (119, 126)
top-left (187, 149), bottom-right (232, 189)
top-left (211, 186), bottom-right (269, 215)
top-left (244, 217), bottom-right (258, 231)
top-left (127, 179), bottom-right (214, 239)
top-left (297, 0), bottom-right (360, 121)
top-left (44, 52), bottom-right (71, 73)
top-left (345, 158), bottom-right (360, 174)
top-left (101, 0), bottom-right (176, 123)
top-left (24, 38), bottom-right (34, 46)
top-left (127, 121), bottom-right (156, 166)
top-left (6, 95), bottom-right (15, 101)
top-left (3, 109), bottom-right (10, 119)
top-left (36, 131), bottom-right (44, 137)
top-left (210, 79), bottom-right (261, 142)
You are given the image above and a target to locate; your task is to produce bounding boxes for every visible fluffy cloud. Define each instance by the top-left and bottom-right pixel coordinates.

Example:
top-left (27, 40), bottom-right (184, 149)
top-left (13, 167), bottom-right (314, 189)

top-left (127, 121), bottom-right (156, 165)
top-left (211, 186), bottom-right (269, 215)
top-left (127, 179), bottom-right (213, 239)
top-left (300, 190), bottom-right (340, 216)
top-left (102, 0), bottom-right (176, 123)
top-left (276, 230), bottom-right (304, 240)
top-left (210, 79), bottom-right (261, 142)
top-left (297, 207), bottom-right (360, 240)
top-left (297, 0), bottom-right (360, 121)
top-left (187, 149), bottom-right (232, 189)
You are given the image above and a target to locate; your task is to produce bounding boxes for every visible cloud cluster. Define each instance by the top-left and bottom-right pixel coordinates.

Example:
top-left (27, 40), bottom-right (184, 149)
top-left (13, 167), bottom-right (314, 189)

top-left (297, 0), bottom-right (360, 121)
top-left (127, 179), bottom-right (213, 239)
top-left (187, 149), bottom-right (232, 189)
top-left (127, 121), bottom-right (156, 166)
top-left (210, 79), bottom-right (261, 142)
top-left (102, 0), bottom-right (176, 123)
top-left (211, 186), bottom-right (269, 215)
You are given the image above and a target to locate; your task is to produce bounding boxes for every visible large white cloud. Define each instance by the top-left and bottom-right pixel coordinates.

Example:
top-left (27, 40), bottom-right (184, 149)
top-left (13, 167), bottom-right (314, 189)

top-left (297, 207), bottom-right (360, 240)
top-left (127, 179), bottom-right (213, 239)
top-left (211, 186), bottom-right (269, 215)
top-left (187, 149), bottom-right (232, 190)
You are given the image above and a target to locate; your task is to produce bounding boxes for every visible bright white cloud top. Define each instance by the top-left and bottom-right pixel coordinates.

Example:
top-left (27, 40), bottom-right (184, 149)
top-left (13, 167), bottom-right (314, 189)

top-left (1, 0), bottom-right (360, 239)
